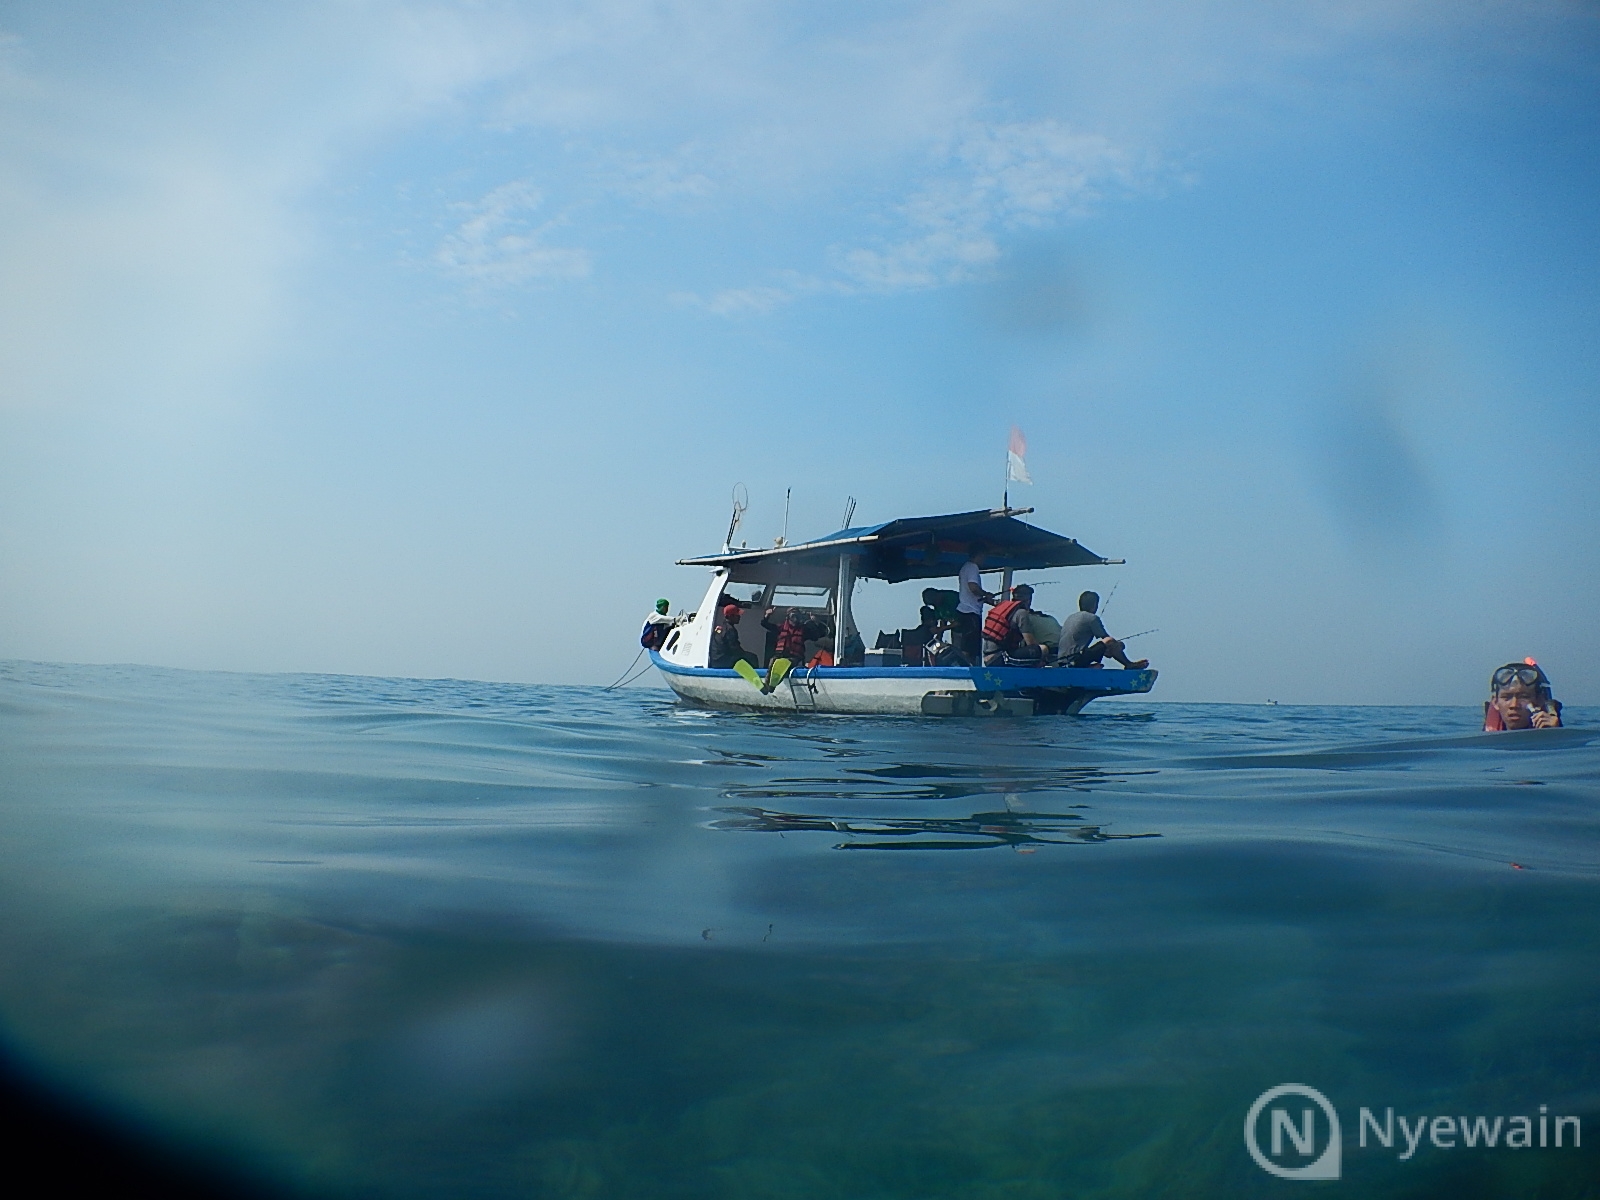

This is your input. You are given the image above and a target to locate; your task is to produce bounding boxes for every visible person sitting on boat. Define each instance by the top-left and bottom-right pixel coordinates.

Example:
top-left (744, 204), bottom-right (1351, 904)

top-left (1484, 660), bottom-right (1563, 730)
top-left (1023, 608), bottom-right (1062, 659)
top-left (982, 584), bottom-right (1045, 666)
top-left (904, 588), bottom-right (960, 666)
top-left (797, 614), bottom-right (830, 661)
top-left (922, 587), bottom-right (961, 625)
top-left (956, 545), bottom-right (997, 661)
top-left (639, 599), bottom-right (679, 650)
top-left (709, 604), bottom-right (756, 670)
top-left (807, 636), bottom-right (835, 668)
top-left (761, 606), bottom-right (809, 667)
top-left (1056, 591), bottom-right (1149, 670)
top-left (837, 626), bottom-right (866, 666)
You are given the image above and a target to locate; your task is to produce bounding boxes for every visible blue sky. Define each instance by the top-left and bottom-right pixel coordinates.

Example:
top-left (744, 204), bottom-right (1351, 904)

top-left (1, 0), bottom-right (1596, 702)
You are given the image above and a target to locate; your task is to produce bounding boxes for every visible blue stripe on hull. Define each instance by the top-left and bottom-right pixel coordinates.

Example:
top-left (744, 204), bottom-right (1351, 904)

top-left (649, 653), bottom-right (1156, 696)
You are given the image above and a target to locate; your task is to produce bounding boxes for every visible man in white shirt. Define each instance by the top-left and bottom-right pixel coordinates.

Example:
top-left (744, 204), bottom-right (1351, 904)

top-left (955, 544), bottom-right (996, 662)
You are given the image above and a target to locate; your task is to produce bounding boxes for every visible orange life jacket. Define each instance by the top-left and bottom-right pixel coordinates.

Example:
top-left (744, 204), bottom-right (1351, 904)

top-left (775, 619), bottom-right (807, 660)
top-left (983, 600), bottom-right (1024, 646)
top-left (807, 648), bottom-right (834, 668)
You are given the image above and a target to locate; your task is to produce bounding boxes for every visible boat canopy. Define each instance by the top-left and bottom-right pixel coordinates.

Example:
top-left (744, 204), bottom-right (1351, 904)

top-left (678, 507), bottom-right (1121, 586)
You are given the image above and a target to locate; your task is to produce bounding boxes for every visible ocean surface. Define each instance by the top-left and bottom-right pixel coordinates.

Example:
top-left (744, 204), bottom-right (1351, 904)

top-left (1, 660), bottom-right (1597, 1199)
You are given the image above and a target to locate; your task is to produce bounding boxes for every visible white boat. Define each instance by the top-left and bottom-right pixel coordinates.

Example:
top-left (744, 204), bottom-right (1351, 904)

top-left (652, 506), bottom-right (1157, 716)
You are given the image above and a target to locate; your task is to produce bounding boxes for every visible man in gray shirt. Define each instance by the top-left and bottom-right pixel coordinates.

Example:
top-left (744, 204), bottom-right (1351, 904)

top-left (1058, 591), bottom-right (1148, 669)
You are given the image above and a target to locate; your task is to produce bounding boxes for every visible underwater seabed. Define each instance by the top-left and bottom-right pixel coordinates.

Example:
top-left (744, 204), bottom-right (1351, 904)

top-left (2, 880), bottom-right (1597, 1200)
top-left (0, 663), bottom-right (1597, 1198)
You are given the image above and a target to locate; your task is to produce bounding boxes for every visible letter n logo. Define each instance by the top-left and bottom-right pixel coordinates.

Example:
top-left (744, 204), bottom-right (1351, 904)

top-left (1245, 1084), bottom-right (1343, 1180)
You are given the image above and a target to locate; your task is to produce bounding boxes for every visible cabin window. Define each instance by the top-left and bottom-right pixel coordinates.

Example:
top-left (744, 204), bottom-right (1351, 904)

top-left (770, 586), bottom-right (830, 608)
top-left (665, 630), bottom-right (680, 652)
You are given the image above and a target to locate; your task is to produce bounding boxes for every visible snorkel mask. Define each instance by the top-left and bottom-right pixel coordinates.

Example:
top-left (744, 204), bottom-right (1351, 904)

top-left (1491, 659), bottom-right (1551, 699)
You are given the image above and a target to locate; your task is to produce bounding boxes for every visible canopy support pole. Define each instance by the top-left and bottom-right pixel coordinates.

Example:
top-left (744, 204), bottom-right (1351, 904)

top-left (1000, 567), bottom-right (1013, 598)
top-left (836, 553), bottom-right (854, 661)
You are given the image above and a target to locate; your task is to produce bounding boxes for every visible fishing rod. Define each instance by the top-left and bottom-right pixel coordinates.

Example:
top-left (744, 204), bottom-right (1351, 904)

top-left (723, 482), bottom-right (749, 551)
top-left (1098, 579), bottom-right (1119, 617)
top-left (1118, 628), bottom-right (1158, 642)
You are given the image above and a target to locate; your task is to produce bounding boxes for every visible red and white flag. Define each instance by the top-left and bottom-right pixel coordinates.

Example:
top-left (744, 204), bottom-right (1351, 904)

top-left (1006, 426), bottom-right (1032, 485)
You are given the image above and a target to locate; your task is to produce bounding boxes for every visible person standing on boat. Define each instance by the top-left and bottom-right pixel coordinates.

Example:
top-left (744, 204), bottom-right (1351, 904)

top-left (956, 545), bottom-right (997, 662)
top-left (1057, 591), bottom-right (1149, 670)
top-left (709, 604), bottom-right (756, 670)
top-left (1484, 660), bottom-right (1562, 730)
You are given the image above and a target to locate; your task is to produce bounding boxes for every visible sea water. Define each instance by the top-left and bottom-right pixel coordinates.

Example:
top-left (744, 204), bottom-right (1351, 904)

top-left (0, 660), bottom-right (1596, 1198)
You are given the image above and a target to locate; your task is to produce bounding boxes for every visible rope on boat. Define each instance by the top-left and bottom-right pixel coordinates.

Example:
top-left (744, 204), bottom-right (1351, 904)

top-left (603, 647), bottom-right (647, 690)
top-left (611, 660), bottom-right (656, 690)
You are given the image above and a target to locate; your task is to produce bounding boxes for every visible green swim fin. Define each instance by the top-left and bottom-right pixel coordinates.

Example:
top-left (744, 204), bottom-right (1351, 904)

top-left (734, 660), bottom-right (764, 690)
top-left (762, 658), bottom-right (793, 694)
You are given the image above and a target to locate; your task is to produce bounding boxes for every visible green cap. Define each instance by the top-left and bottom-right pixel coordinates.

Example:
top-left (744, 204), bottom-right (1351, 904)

top-left (655, 598), bottom-right (670, 613)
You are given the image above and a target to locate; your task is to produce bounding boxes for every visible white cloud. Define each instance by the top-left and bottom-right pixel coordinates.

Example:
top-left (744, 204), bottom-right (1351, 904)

top-left (0, 0), bottom-right (1577, 372)
top-left (0, 2), bottom-right (542, 413)
top-left (698, 286), bottom-right (793, 316)
top-left (831, 120), bottom-right (1151, 294)
top-left (435, 181), bottom-right (590, 286)
top-left (669, 268), bottom-right (827, 316)
top-left (602, 147), bottom-right (718, 207)
top-left (679, 119), bottom-right (1156, 311)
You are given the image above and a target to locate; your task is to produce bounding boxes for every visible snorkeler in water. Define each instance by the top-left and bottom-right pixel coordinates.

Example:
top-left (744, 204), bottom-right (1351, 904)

top-left (1484, 659), bottom-right (1563, 731)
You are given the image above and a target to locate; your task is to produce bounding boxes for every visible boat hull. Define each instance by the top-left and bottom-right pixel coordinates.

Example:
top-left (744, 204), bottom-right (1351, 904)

top-left (651, 654), bottom-right (1157, 715)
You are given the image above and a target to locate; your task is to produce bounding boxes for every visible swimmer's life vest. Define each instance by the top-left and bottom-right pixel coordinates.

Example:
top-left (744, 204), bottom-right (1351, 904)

top-left (983, 600), bottom-right (1024, 647)
top-left (1485, 697), bottom-right (1563, 731)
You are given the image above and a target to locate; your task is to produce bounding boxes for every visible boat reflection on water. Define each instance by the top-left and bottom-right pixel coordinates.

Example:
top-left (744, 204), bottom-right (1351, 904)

top-left (709, 805), bottom-right (1159, 850)
top-left (717, 761), bottom-right (1158, 804)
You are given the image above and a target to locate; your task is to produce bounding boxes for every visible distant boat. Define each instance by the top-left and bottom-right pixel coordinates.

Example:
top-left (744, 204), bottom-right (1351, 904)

top-left (652, 505), bottom-right (1158, 716)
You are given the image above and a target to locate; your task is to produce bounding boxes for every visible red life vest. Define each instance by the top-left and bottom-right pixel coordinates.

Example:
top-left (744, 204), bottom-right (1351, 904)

top-left (775, 619), bottom-right (807, 661)
top-left (983, 600), bottom-right (1024, 646)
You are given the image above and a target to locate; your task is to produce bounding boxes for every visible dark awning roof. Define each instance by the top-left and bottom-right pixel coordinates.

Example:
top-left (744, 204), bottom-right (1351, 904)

top-left (678, 507), bottom-right (1122, 586)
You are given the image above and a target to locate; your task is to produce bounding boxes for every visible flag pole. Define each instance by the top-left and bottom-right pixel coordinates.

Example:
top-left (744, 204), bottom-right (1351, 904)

top-left (1001, 444), bottom-right (1011, 596)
